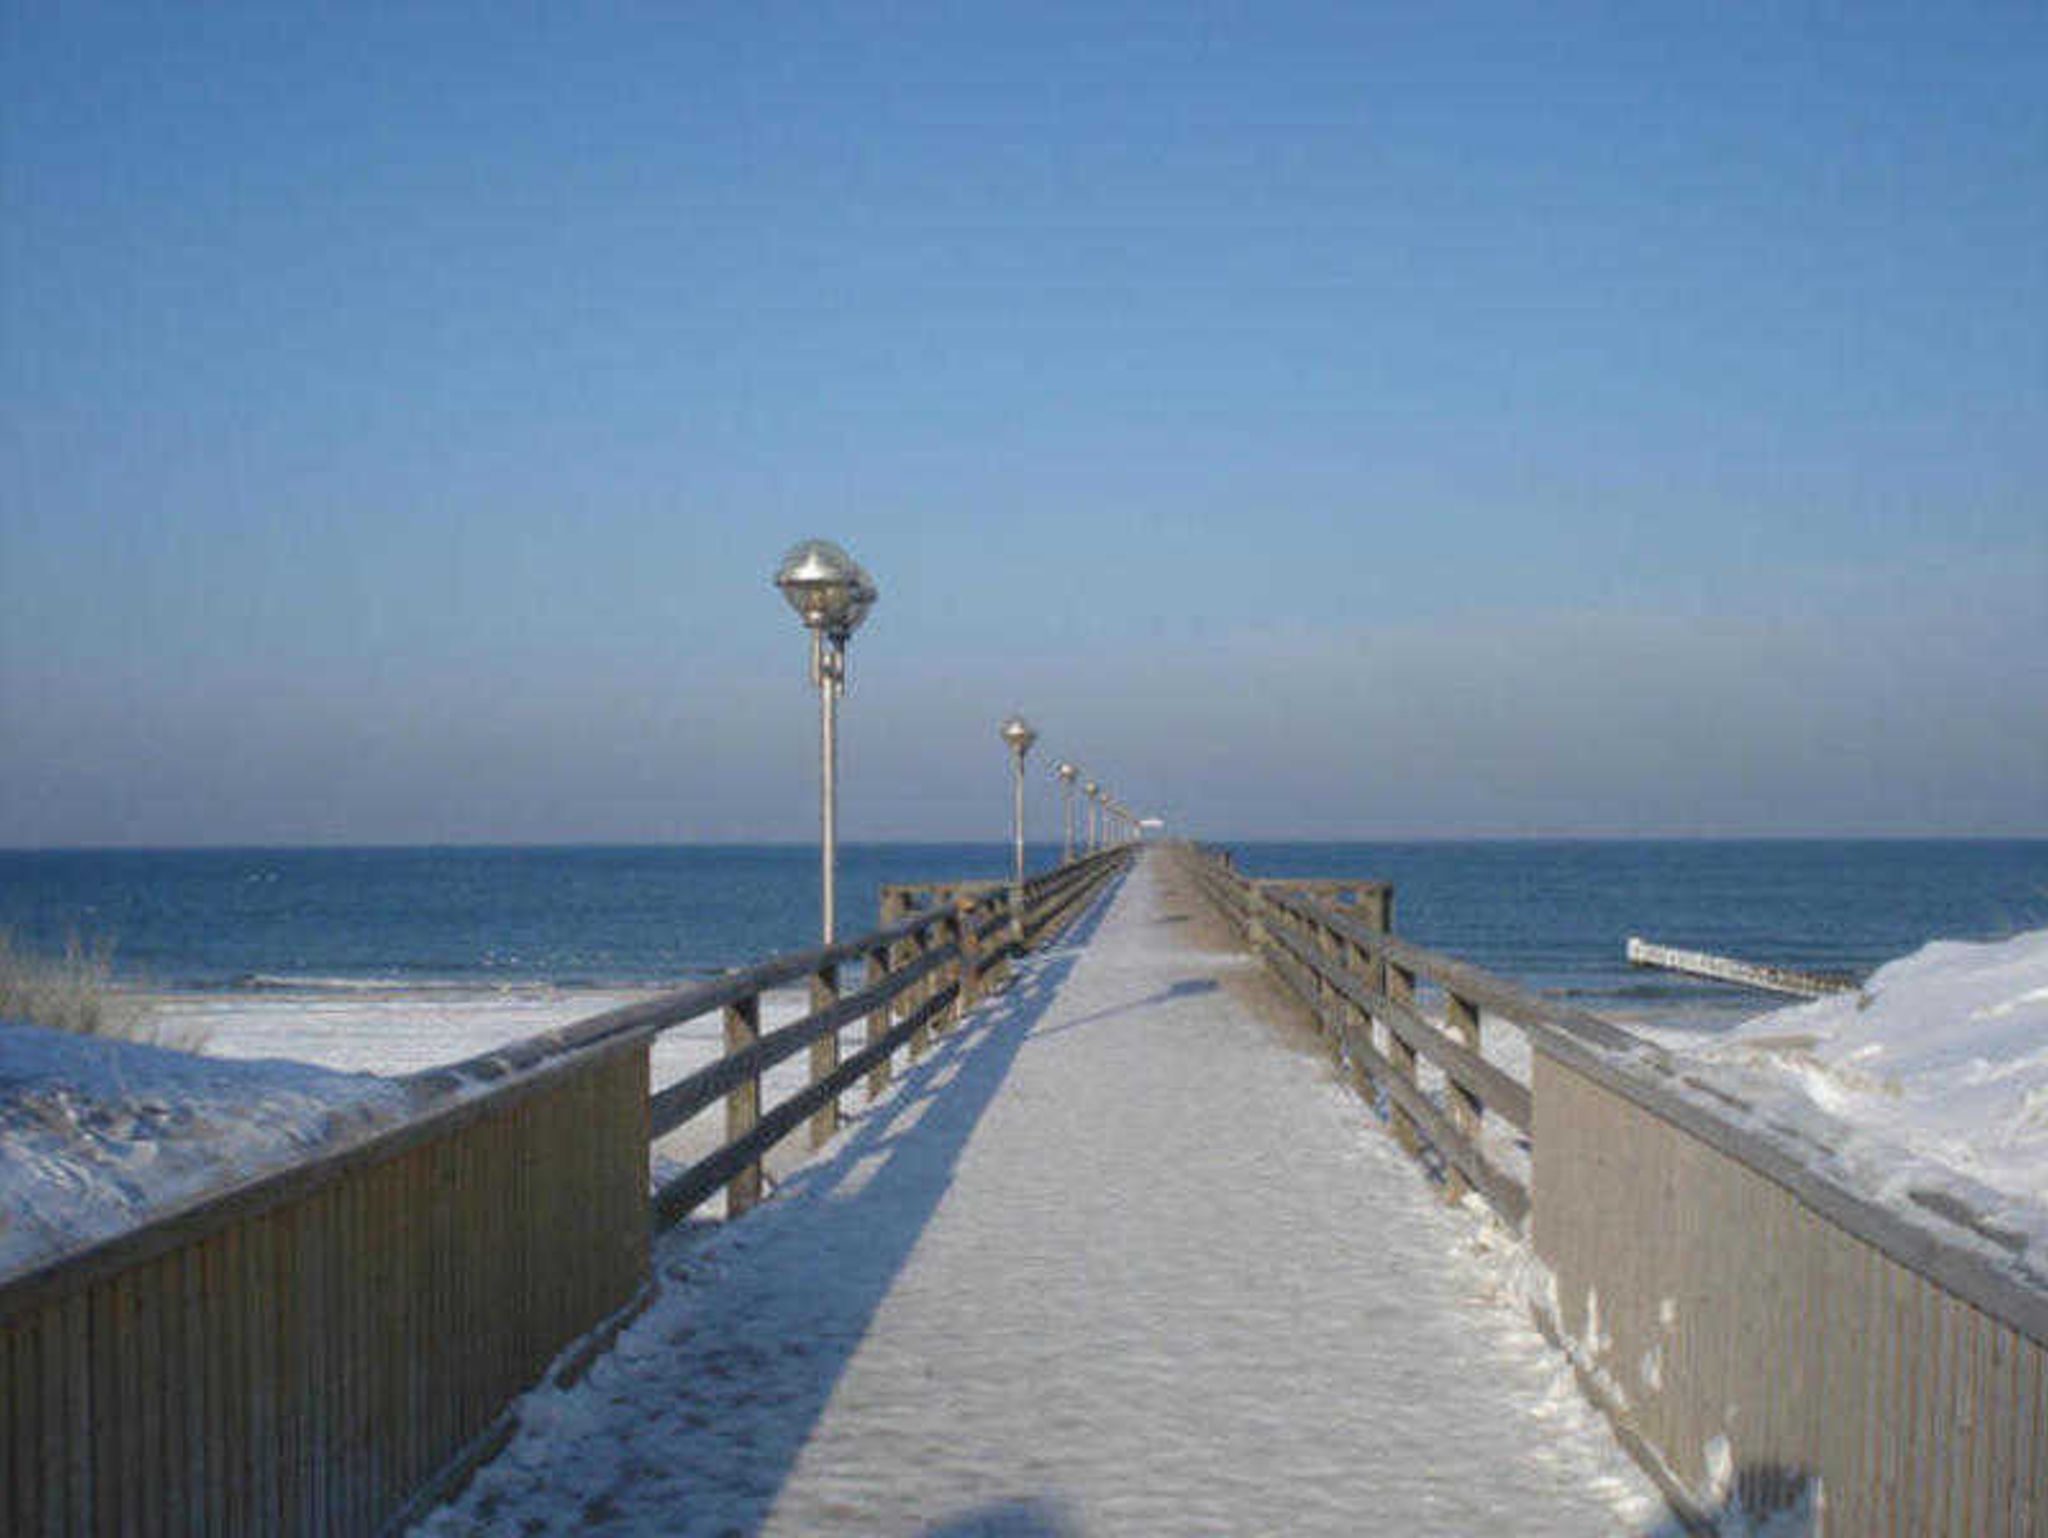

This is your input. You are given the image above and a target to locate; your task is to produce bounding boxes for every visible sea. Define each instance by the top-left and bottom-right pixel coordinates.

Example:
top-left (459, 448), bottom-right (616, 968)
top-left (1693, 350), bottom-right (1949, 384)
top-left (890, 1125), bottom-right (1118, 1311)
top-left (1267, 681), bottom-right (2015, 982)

top-left (3, 841), bottom-right (2045, 1033)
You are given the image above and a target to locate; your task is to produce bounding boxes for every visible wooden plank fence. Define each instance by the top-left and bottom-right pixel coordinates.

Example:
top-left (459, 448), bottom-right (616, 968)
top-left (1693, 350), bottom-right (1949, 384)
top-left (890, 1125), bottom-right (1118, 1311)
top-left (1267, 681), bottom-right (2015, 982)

top-left (0, 847), bottom-right (1132, 1535)
top-left (1177, 842), bottom-right (2048, 1535)
top-left (0, 1037), bottom-right (650, 1538)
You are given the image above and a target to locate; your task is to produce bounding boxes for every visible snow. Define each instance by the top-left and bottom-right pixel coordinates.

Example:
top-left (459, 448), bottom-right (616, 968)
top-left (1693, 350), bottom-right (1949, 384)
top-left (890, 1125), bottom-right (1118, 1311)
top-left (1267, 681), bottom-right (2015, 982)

top-left (0, 984), bottom-right (818, 1280)
top-left (0, 1020), bottom-right (405, 1278)
top-left (412, 855), bottom-right (1668, 1535)
top-left (1662, 927), bottom-right (2048, 1266)
top-left (163, 984), bottom-right (670, 1077)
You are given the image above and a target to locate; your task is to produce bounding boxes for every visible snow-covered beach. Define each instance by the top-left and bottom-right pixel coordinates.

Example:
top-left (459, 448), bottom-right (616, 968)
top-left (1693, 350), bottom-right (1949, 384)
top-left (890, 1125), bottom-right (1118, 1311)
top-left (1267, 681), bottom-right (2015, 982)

top-left (1654, 928), bottom-right (2048, 1268)
top-left (0, 1019), bottom-right (407, 1280)
top-left (0, 982), bottom-right (815, 1280)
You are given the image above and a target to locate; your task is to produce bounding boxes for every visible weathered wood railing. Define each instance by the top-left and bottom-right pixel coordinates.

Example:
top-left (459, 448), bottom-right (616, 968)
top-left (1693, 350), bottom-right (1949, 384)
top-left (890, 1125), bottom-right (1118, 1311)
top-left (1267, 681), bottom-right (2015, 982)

top-left (0, 1027), bottom-right (651, 1538)
top-left (1179, 842), bottom-right (2048, 1535)
top-left (1180, 843), bottom-right (1644, 1229)
top-left (0, 845), bottom-right (1132, 1536)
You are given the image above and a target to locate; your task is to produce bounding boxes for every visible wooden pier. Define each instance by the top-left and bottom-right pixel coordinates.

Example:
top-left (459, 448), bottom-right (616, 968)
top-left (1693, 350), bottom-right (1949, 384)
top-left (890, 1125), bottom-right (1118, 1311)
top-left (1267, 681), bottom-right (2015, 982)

top-left (2, 844), bottom-right (2042, 1535)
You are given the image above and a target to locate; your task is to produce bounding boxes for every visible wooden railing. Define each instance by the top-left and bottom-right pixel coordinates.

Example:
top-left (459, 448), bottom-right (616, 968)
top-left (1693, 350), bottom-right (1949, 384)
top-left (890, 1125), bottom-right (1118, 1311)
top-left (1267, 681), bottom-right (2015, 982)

top-left (1178, 842), bottom-right (2048, 1535)
top-left (410, 844), bottom-right (1132, 1227)
top-left (0, 1030), bottom-right (651, 1538)
top-left (1179, 843), bottom-right (1646, 1229)
top-left (0, 846), bottom-right (1133, 1537)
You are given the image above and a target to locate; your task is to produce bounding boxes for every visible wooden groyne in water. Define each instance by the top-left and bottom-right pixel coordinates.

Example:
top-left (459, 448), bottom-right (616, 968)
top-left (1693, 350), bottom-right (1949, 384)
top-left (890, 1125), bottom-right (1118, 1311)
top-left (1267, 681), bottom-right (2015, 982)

top-left (0, 848), bottom-right (1133, 1536)
top-left (1626, 936), bottom-right (1858, 999)
top-left (1179, 844), bottom-right (2045, 1535)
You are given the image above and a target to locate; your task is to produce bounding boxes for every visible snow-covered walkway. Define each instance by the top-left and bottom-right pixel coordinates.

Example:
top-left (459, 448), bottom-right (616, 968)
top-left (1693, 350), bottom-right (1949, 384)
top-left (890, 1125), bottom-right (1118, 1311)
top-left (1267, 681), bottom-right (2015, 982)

top-left (418, 852), bottom-right (1668, 1536)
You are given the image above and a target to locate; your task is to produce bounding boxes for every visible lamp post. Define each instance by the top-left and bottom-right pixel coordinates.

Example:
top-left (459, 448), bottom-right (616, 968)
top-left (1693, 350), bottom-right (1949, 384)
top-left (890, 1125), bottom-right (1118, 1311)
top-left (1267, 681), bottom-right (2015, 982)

top-left (774, 539), bottom-right (877, 943)
top-left (1083, 782), bottom-right (1101, 851)
top-left (1055, 762), bottom-right (1078, 864)
top-left (999, 715), bottom-right (1038, 884)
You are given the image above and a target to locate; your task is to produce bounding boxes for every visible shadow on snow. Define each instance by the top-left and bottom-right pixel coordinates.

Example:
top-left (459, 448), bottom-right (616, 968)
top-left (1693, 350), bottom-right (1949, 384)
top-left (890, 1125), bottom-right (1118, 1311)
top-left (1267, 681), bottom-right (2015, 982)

top-left (446, 880), bottom-right (1125, 1535)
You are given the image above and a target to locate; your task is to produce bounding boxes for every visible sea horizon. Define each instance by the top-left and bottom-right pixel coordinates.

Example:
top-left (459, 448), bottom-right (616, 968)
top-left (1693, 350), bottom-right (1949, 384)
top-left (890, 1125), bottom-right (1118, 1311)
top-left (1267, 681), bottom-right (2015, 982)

top-left (5, 833), bottom-right (2044, 853)
top-left (5, 839), bottom-right (2045, 1024)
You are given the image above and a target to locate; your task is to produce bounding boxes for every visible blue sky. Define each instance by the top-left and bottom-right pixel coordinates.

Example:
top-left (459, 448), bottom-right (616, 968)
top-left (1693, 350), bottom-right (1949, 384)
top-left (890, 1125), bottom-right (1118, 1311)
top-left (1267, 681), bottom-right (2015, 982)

top-left (3, 3), bottom-right (2043, 844)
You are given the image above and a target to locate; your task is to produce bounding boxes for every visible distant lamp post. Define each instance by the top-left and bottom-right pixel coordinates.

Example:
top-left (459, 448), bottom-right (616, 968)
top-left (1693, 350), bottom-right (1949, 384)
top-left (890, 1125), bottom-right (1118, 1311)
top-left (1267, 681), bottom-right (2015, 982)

top-left (999, 715), bottom-right (1038, 884)
top-left (775, 539), bottom-right (878, 943)
top-left (1055, 762), bottom-right (1079, 864)
top-left (1084, 781), bottom-right (1101, 852)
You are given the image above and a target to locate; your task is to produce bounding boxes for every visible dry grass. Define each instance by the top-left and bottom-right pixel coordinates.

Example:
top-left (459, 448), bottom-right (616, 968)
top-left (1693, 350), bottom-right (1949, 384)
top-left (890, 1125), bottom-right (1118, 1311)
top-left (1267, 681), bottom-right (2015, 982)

top-left (0, 928), bottom-right (163, 1042)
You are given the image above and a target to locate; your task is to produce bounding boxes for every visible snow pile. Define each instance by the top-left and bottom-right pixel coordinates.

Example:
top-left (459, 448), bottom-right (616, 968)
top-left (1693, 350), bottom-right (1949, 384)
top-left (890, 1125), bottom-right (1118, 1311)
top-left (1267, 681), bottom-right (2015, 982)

top-left (1682, 926), bottom-right (2048, 1263)
top-left (0, 1020), bottom-right (407, 1282)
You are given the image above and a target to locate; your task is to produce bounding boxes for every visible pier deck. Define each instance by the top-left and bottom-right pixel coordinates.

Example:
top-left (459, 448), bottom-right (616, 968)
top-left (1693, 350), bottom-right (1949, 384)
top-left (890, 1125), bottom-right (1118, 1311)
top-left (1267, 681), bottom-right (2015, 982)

top-left (418, 852), bottom-right (1663, 1536)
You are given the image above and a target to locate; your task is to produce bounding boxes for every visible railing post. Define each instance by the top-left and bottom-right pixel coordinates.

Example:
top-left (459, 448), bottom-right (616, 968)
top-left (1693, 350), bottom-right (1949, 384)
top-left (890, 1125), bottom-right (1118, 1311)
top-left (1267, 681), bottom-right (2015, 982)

top-left (1313, 909), bottom-right (1340, 1043)
top-left (864, 938), bottom-right (893, 1101)
top-left (1385, 961), bottom-right (1421, 1155)
top-left (908, 911), bottom-right (936, 1060)
top-left (995, 888), bottom-right (1019, 989)
top-left (1245, 881), bottom-right (1271, 953)
top-left (723, 995), bottom-right (763, 1216)
top-left (1367, 884), bottom-right (1393, 998)
top-left (879, 889), bottom-right (912, 1075)
top-left (1444, 991), bottom-right (1484, 1204)
top-left (808, 959), bottom-right (841, 1148)
top-left (1340, 932), bottom-right (1376, 1092)
top-left (956, 895), bottom-right (982, 1018)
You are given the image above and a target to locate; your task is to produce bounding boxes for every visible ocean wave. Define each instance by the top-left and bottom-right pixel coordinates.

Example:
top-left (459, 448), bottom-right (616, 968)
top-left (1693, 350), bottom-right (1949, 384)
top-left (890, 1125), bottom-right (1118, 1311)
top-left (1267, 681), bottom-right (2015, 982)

top-left (223, 968), bottom-right (737, 996)
top-left (231, 973), bottom-right (477, 994)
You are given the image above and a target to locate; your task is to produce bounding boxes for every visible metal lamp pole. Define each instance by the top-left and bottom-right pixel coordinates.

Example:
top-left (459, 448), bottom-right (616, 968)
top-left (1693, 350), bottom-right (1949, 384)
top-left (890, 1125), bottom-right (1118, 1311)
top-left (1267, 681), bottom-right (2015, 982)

top-left (999, 716), bottom-right (1038, 885)
top-left (1056, 762), bottom-right (1078, 864)
top-left (1084, 782), bottom-right (1100, 852)
top-left (774, 540), bottom-right (877, 943)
